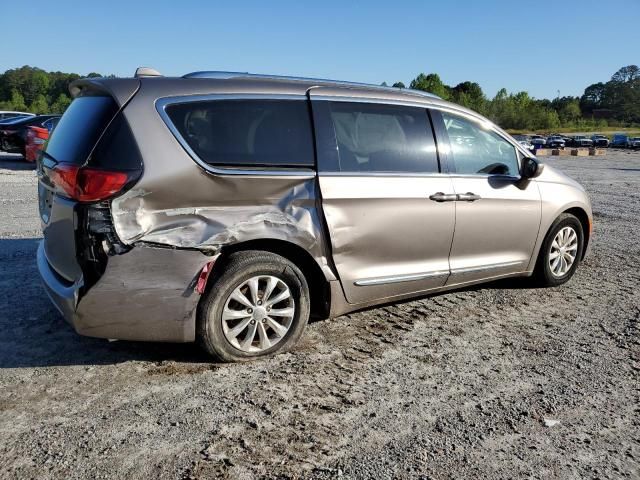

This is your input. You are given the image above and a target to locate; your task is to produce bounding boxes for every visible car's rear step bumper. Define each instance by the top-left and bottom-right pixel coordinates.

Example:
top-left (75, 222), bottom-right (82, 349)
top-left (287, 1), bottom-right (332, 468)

top-left (38, 241), bottom-right (211, 343)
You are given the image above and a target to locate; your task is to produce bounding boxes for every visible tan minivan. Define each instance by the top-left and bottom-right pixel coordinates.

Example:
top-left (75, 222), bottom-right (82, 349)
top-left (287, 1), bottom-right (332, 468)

top-left (37, 69), bottom-right (592, 361)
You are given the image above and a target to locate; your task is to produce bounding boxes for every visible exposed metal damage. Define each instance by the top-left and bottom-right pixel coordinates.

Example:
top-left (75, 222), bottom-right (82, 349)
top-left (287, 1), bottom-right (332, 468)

top-left (110, 178), bottom-right (322, 254)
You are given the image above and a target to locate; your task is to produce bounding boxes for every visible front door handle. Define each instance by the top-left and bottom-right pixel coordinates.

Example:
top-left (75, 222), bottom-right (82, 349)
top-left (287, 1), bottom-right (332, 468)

top-left (429, 192), bottom-right (458, 202)
top-left (457, 192), bottom-right (481, 202)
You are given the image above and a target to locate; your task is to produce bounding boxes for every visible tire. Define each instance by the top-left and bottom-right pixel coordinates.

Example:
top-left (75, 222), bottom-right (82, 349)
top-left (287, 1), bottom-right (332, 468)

top-left (197, 250), bottom-right (310, 362)
top-left (533, 213), bottom-right (584, 287)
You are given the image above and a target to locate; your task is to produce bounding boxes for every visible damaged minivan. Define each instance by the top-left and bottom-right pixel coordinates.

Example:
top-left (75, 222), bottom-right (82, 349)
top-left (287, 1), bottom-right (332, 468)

top-left (37, 68), bottom-right (592, 362)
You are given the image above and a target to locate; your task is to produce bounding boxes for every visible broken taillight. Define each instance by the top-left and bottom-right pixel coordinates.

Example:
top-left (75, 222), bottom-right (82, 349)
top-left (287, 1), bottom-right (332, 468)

top-left (48, 164), bottom-right (132, 203)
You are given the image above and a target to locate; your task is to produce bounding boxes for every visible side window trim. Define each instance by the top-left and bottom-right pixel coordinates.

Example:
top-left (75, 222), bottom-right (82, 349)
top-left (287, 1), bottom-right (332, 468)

top-left (156, 94), bottom-right (316, 177)
top-left (431, 108), bottom-right (522, 179)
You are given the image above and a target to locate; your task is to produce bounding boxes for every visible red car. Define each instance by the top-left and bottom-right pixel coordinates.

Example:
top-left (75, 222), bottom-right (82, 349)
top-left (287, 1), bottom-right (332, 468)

top-left (25, 126), bottom-right (50, 162)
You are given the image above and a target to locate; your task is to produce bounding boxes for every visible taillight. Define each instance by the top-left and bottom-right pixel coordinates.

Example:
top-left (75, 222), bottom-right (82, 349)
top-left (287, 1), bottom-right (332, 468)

top-left (48, 164), bottom-right (132, 202)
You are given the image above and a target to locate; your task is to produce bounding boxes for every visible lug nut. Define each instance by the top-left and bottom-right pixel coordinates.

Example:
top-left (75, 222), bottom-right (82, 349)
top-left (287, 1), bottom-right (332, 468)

top-left (250, 320), bottom-right (256, 325)
top-left (262, 318), bottom-right (267, 323)
top-left (266, 307), bottom-right (271, 312)
top-left (257, 300), bottom-right (262, 306)
top-left (247, 308), bottom-right (253, 314)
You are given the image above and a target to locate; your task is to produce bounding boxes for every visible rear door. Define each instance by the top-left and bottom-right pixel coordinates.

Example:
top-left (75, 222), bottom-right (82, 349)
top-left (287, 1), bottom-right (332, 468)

top-left (311, 93), bottom-right (456, 304)
top-left (431, 109), bottom-right (541, 284)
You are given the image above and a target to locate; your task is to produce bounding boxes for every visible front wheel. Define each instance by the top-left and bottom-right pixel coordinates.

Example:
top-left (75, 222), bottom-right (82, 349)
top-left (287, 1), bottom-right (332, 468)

top-left (534, 213), bottom-right (584, 287)
top-left (197, 250), bottom-right (310, 362)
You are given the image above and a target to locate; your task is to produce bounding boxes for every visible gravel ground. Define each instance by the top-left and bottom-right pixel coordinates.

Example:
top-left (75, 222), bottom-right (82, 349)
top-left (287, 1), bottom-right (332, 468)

top-left (0, 151), bottom-right (638, 479)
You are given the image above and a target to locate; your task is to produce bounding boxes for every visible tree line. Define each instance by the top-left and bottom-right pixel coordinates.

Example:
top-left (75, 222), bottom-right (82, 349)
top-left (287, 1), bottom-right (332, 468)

top-left (0, 64), bottom-right (637, 131)
top-left (0, 66), bottom-right (109, 115)
top-left (386, 65), bottom-right (639, 131)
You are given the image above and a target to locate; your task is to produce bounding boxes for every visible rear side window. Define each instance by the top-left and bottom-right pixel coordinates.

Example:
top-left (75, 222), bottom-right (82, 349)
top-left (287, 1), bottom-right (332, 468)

top-left (45, 96), bottom-right (118, 165)
top-left (329, 102), bottom-right (438, 173)
top-left (165, 99), bottom-right (315, 168)
top-left (88, 111), bottom-right (143, 170)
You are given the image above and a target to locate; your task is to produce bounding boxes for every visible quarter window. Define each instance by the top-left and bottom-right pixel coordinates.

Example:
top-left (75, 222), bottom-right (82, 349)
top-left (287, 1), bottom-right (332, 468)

top-left (329, 102), bottom-right (438, 173)
top-left (165, 99), bottom-right (315, 168)
top-left (441, 112), bottom-right (519, 176)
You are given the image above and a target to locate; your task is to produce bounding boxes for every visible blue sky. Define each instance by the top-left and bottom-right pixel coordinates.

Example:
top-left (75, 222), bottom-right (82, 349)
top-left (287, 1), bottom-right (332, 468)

top-left (3, 0), bottom-right (638, 99)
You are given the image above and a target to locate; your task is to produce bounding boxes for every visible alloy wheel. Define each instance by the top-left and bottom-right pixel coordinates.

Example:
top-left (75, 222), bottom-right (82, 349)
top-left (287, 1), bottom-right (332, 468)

top-left (549, 226), bottom-right (578, 277)
top-left (221, 275), bottom-right (295, 353)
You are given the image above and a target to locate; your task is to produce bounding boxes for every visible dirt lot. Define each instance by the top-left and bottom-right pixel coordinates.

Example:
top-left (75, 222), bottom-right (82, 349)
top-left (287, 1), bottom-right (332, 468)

top-left (0, 151), bottom-right (638, 479)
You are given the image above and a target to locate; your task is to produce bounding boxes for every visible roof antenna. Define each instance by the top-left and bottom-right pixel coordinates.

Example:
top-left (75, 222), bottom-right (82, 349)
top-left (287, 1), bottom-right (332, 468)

top-left (135, 67), bottom-right (163, 78)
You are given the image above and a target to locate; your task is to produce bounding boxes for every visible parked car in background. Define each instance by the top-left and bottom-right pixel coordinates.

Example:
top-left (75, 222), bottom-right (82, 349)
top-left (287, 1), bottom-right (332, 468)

top-left (530, 135), bottom-right (546, 147)
top-left (569, 136), bottom-right (593, 148)
top-left (512, 134), bottom-right (534, 152)
top-left (590, 134), bottom-right (609, 147)
top-left (37, 69), bottom-right (592, 362)
top-left (0, 110), bottom-right (34, 121)
top-left (610, 134), bottom-right (629, 148)
top-left (0, 115), bottom-right (33, 126)
top-left (629, 137), bottom-right (640, 149)
top-left (0, 114), bottom-right (60, 156)
top-left (546, 135), bottom-right (566, 149)
top-left (25, 117), bottom-right (60, 162)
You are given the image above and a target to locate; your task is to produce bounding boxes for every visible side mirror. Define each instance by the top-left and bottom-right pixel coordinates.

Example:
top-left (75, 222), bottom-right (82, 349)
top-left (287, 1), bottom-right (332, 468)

top-left (521, 157), bottom-right (544, 179)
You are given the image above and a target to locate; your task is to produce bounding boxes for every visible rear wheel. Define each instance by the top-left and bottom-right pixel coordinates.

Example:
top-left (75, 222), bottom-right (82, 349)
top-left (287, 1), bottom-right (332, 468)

top-left (197, 251), bottom-right (310, 362)
top-left (534, 213), bottom-right (584, 287)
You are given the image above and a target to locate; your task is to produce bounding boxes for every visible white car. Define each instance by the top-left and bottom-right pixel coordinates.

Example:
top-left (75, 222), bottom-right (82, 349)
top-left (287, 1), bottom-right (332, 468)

top-left (530, 135), bottom-right (546, 146)
top-left (513, 135), bottom-right (534, 151)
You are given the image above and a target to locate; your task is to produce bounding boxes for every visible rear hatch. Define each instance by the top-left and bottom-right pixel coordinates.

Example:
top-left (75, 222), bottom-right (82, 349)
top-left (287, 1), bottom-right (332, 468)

top-left (38, 86), bottom-right (142, 287)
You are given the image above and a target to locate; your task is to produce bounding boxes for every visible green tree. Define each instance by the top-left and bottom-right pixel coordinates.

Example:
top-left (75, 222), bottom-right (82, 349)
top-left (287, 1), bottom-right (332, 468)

top-left (559, 99), bottom-right (582, 124)
top-left (50, 93), bottom-right (72, 113)
top-left (392, 81), bottom-right (406, 88)
top-left (452, 81), bottom-right (486, 113)
top-left (8, 88), bottom-right (28, 111)
top-left (611, 65), bottom-right (639, 83)
top-left (410, 73), bottom-right (449, 99)
top-left (29, 94), bottom-right (49, 114)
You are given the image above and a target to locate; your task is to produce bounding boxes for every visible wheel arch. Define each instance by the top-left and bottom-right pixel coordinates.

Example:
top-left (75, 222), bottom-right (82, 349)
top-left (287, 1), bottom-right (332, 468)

top-left (562, 206), bottom-right (591, 260)
top-left (213, 239), bottom-right (332, 320)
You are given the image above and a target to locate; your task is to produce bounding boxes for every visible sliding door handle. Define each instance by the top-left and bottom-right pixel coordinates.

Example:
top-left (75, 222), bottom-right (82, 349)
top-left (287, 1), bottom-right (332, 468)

top-left (457, 192), bottom-right (481, 202)
top-left (429, 192), bottom-right (457, 202)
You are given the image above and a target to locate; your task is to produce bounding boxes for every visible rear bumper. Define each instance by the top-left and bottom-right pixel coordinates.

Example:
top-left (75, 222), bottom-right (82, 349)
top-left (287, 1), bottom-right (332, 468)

top-left (38, 241), bottom-right (211, 342)
top-left (38, 241), bottom-right (80, 325)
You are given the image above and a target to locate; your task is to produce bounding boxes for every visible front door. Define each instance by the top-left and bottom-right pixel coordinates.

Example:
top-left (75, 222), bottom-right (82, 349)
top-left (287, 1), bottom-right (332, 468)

top-left (311, 96), bottom-right (456, 304)
top-left (433, 110), bottom-right (542, 285)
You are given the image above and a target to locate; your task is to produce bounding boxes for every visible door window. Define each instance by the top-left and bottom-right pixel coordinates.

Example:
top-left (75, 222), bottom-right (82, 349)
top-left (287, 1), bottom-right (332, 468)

top-left (441, 112), bottom-right (519, 176)
top-left (329, 102), bottom-right (438, 173)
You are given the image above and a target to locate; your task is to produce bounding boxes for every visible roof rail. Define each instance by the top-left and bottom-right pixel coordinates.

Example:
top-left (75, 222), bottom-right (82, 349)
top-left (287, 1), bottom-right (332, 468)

top-left (182, 71), bottom-right (441, 99)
